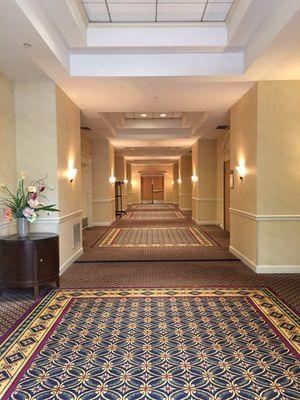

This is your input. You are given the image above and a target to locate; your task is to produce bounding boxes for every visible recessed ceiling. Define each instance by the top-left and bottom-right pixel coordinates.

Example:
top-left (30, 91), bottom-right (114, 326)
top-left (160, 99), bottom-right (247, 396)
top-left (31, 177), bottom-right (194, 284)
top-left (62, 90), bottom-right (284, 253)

top-left (81, 0), bottom-right (235, 23)
top-left (125, 112), bottom-right (183, 119)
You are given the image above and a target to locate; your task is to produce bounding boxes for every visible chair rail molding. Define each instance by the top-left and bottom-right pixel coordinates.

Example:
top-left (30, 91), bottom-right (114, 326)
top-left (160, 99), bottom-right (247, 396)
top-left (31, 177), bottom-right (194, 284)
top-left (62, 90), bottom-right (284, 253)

top-left (230, 208), bottom-right (300, 221)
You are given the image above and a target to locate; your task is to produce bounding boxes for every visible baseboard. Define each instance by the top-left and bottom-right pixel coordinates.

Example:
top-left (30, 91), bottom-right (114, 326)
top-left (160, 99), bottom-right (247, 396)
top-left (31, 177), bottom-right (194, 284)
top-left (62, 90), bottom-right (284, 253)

top-left (229, 245), bottom-right (256, 272)
top-left (60, 246), bottom-right (83, 275)
top-left (229, 245), bottom-right (300, 274)
top-left (192, 217), bottom-right (218, 226)
top-left (256, 265), bottom-right (300, 274)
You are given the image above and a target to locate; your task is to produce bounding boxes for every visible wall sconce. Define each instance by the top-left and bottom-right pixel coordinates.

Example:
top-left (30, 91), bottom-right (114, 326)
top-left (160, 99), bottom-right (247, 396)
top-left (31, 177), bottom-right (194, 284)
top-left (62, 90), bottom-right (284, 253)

top-left (124, 179), bottom-right (128, 184)
top-left (109, 176), bottom-right (116, 184)
top-left (177, 178), bottom-right (182, 184)
top-left (171, 180), bottom-right (174, 185)
top-left (236, 164), bottom-right (246, 180)
top-left (191, 175), bottom-right (198, 183)
top-left (67, 168), bottom-right (77, 183)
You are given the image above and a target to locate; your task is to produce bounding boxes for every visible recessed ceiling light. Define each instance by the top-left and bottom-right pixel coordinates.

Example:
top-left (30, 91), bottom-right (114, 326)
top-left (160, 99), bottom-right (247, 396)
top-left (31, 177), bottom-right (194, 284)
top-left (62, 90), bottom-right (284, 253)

top-left (141, 114), bottom-right (147, 117)
top-left (160, 114), bottom-right (167, 118)
top-left (22, 43), bottom-right (32, 48)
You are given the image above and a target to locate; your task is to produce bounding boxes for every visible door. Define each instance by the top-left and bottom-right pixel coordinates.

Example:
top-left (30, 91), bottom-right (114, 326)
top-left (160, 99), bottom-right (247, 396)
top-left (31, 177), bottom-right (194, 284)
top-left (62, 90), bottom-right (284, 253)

top-left (224, 160), bottom-right (230, 232)
top-left (152, 176), bottom-right (164, 203)
top-left (141, 176), bottom-right (153, 203)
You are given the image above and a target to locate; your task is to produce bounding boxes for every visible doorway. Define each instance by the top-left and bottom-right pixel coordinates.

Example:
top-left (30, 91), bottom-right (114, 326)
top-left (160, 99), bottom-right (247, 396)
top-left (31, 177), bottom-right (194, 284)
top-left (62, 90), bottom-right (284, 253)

top-left (141, 175), bottom-right (164, 203)
top-left (223, 160), bottom-right (230, 232)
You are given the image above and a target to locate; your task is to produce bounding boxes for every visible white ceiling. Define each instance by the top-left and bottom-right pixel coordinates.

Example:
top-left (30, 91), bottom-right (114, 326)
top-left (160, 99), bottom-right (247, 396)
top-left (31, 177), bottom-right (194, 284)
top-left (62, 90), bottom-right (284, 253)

top-left (82, 0), bottom-right (235, 23)
top-left (1, 0), bottom-right (300, 164)
top-left (125, 112), bottom-right (183, 119)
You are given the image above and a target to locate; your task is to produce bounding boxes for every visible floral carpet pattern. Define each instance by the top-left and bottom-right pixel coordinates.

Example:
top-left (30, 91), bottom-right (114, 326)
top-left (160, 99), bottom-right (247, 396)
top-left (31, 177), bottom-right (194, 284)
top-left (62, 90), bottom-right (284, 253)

top-left (96, 227), bottom-right (217, 248)
top-left (123, 211), bottom-right (185, 220)
top-left (130, 204), bottom-right (175, 210)
top-left (0, 288), bottom-right (299, 399)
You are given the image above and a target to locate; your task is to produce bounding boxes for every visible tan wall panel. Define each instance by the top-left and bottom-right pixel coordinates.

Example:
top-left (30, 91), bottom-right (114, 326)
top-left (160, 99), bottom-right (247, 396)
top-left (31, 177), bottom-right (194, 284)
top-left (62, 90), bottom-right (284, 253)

top-left (258, 81), bottom-right (300, 215)
top-left (258, 220), bottom-right (300, 266)
top-left (230, 213), bottom-right (257, 266)
top-left (0, 71), bottom-right (17, 236)
top-left (230, 85), bottom-right (258, 215)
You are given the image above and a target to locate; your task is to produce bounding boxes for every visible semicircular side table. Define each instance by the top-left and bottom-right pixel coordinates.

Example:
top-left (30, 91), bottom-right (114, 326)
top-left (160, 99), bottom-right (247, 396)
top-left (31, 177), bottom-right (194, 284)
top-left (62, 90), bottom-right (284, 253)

top-left (0, 233), bottom-right (60, 299)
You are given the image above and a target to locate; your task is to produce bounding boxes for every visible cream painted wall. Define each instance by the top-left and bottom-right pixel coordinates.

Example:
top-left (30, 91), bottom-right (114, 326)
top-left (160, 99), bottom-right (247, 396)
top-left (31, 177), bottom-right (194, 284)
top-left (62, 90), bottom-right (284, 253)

top-left (216, 131), bottom-right (230, 227)
top-left (172, 161), bottom-right (179, 204)
top-left (81, 133), bottom-right (92, 223)
top-left (56, 86), bottom-right (81, 217)
top-left (0, 70), bottom-right (17, 236)
top-left (15, 82), bottom-right (83, 271)
top-left (256, 81), bottom-right (300, 269)
top-left (91, 139), bottom-right (115, 225)
top-left (230, 84), bottom-right (258, 267)
top-left (81, 132), bottom-right (91, 157)
top-left (55, 87), bottom-right (82, 268)
top-left (15, 83), bottom-right (58, 207)
top-left (126, 162), bottom-right (135, 205)
top-left (178, 154), bottom-right (192, 210)
top-left (230, 81), bottom-right (300, 272)
top-left (115, 154), bottom-right (127, 210)
top-left (130, 164), bottom-right (174, 203)
top-left (192, 139), bottom-right (218, 224)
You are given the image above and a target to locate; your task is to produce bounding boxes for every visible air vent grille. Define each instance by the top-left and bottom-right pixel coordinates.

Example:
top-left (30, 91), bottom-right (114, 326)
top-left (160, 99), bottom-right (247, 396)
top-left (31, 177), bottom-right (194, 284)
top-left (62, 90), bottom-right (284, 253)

top-left (73, 223), bottom-right (81, 248)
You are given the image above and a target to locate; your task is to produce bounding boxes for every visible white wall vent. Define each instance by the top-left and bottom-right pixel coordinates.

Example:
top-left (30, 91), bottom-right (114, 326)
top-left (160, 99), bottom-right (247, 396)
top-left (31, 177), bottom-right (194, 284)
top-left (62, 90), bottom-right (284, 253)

top-left (73, 223), bottom-right (81, 248)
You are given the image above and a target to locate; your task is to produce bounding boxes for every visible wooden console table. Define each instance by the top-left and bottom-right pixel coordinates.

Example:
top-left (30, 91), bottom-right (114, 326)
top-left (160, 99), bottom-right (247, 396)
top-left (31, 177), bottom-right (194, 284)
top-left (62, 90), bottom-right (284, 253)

top-left (0, 233), bottom-right (59, 298)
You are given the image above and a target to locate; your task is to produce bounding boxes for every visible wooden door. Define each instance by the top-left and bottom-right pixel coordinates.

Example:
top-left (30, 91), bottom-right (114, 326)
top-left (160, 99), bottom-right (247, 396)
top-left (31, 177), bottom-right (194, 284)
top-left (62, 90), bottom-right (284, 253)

top-left (141, 176), bottom-right (153, 203)
top-left (224, 160), bottom-right (230, 232)
top-left (152, 176), bottom-right (164, 203)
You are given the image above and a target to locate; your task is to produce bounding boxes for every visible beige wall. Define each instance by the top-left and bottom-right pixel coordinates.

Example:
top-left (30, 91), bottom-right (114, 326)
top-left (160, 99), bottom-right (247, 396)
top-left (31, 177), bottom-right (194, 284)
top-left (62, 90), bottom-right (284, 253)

top-left (56, 86), bottom-right (81, 217)
top-left (91, 139), bottom-right (115, 225)
top-left (15, 83), bottom-right (58, 206)
top-left (230, 81), bottom-right (300, 272)
top-left (192, 139), bottom-right (218, 224)
top-left (172, 161), bottom-right (179, 204)
top-left (256, 81), bottom-right (300, 269)
top-left (15, 82), bottom-right (83, 272)
top-left (81, 132), bottom-right (91, 157)
top-left (0, 70), bottom-right (17, 236)
top-left (130, 164), bottom-right (174, 203)
top-left (216, 131), bottom-right (230, 227)
top-left (126, 162), bottom-right (135, 205)
top-left (178, 154), bottom-right (192, 210)
top-left (115, 154), bottom-right (127, 210)
top-left (230, 84), bottom-right (258, 267)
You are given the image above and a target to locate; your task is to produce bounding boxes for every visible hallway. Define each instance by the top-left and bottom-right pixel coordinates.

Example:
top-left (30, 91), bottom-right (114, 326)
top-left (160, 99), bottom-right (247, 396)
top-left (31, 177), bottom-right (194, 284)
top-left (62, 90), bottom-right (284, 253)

top-left (1, 204), bottom-right (299, 399)
top-left (1, 1), bottom-right (300, 398)
top-left (77, 203), bottom-right (232, 262)
top-left (1, 204), bottom-right (299, 338)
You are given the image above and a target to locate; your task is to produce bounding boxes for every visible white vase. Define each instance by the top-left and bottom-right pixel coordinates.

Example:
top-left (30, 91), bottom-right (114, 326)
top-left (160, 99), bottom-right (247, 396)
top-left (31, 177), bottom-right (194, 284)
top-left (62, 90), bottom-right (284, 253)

top-left (17, 218), bottom-right (30, 238)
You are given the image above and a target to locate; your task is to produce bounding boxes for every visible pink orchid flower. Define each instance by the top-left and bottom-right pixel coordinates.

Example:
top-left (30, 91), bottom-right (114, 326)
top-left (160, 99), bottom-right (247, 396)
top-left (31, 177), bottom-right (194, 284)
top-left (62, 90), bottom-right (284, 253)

top-left (28, 197), bottom-right (40, 208)
top-left (23, 207), bottom-right (37, 222)
top-left (4, 207), bottom-right (13, 221)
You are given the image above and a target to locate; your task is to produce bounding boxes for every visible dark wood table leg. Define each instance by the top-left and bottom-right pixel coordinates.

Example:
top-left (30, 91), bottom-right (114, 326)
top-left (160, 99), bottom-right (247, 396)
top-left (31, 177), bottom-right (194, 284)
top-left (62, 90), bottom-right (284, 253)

top-left (55, 277), bottom-right (60, 288)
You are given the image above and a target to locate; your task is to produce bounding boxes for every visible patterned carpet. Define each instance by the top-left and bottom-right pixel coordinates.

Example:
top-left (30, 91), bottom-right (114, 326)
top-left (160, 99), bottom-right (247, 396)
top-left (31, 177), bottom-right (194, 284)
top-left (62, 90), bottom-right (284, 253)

top-left (96, 227), bottom-right (218, 248)
top-left (1, 203), bottom-right (300, 399)
top-left (1, 288), bottom-right (299, 399)
top-left (123, 211), bottom-right (185, 220)
top-left (130, 203), bottom-right (175, 210)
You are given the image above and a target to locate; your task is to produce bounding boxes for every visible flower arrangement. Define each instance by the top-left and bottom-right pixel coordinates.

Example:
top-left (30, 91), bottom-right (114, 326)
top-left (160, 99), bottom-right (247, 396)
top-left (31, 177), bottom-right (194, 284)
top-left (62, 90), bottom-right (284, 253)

top-left (0, 172), bottom-right (59, 223)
